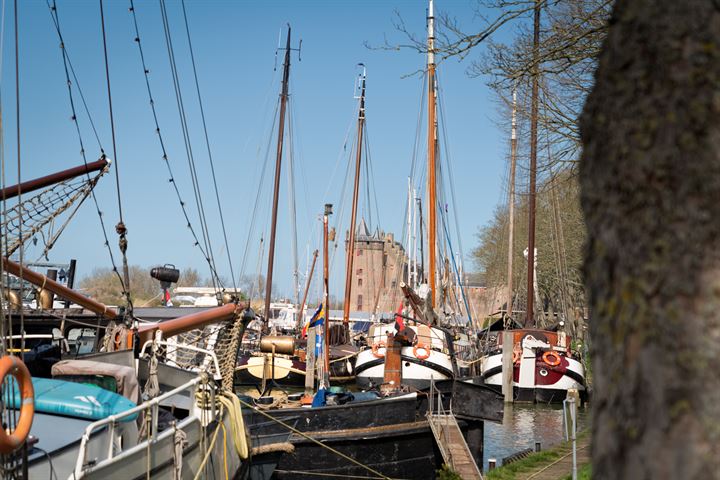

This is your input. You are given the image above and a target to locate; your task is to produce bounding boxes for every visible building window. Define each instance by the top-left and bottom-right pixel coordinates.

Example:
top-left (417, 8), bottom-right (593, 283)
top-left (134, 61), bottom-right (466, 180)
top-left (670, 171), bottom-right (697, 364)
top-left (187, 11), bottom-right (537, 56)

top-left (391, 280), bottom-right (397, 289)
top-left (357, 249), bottom-right (363, 256)
top-left (356, 268), bottom-right (363, 275)
top-left (358, 278), bottom-right (363, 287)
top-left (357, 294), bottom-right (363, 310)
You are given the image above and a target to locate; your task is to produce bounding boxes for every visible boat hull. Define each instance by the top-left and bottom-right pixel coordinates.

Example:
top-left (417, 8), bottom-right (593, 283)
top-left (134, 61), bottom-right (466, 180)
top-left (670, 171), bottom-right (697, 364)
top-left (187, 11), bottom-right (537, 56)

top-left (275, 421), bottom-right (441, 479)
top-left (355, 346), bottom-right (453, 389)
top-left (28, 407), bottom-right (245, 480)
top-left (235, 353), bottom-right (355, 387)
top-left (244, 393), bottom-right (445, 480)
top-left (481, 351), bottom-right (586, 403)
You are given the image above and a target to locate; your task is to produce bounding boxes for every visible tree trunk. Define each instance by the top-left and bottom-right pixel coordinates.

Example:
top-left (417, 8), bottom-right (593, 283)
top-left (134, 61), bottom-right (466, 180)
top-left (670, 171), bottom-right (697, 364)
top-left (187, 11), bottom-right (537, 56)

top-left (581, 1), bottom-right (720, 479)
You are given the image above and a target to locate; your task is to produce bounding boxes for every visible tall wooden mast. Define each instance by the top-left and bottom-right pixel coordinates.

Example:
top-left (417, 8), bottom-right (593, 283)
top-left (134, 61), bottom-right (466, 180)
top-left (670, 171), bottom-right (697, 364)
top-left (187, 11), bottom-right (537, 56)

top-left (264, 26), bottom-right (292, 325)
top-left (427, 0), bottom-right (438, 308)
top-left (342, 67), bottom-right (366, 329)
top-left (322, 204), bottom-right (333, 383)
top-left (525, 1), bottom-right (540, 327)
top-left (506, 89), bottom-right (518, 328)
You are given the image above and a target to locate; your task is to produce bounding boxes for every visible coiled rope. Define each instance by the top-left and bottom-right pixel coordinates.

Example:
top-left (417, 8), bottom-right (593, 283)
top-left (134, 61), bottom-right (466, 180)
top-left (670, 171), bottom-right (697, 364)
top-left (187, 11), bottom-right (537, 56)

top-left (193, 391), bottom-right (249, 480)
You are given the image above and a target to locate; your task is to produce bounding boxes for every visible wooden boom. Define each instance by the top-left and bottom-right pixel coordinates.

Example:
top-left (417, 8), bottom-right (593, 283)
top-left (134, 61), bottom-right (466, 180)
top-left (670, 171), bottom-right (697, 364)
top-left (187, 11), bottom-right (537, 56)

top-left (2, 257), bottom-right (118, 319)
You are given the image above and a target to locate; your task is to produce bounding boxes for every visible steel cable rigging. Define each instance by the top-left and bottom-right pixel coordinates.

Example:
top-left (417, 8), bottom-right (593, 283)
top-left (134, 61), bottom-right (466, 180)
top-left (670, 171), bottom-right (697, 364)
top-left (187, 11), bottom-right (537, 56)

top-left (46, 0), bottom-right (126, 294)
top-left (99, 0), bottom-right (133, 313)
top-left (158, 0), bottom-right (221, 291)
top-left (128, 0), bottom-right (224, 292)
top-left (179, 0), bottom-right (237, 292)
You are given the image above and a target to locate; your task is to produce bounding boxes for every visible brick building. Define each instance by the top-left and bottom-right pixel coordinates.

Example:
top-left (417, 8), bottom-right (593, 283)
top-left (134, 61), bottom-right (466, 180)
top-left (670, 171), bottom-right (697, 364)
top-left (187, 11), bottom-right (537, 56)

top-left (346, 219), bottom-right (407, 313)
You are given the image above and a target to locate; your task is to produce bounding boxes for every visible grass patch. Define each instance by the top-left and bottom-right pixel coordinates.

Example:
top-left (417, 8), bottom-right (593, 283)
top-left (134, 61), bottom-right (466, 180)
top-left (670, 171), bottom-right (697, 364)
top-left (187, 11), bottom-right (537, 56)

top-left (560, 464), bottom-right (591, 480)
top-left (485, 429), bottom-right (591, 480)
top-left (486, 451), bottom-right (563, 479)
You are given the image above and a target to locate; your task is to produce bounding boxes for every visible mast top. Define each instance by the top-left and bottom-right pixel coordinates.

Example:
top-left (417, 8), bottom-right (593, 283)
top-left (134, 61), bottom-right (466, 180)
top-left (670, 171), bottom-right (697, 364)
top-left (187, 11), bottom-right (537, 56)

top-left (427, 0), bottom-right (435, 67)
top-left (355, 64), bottom-right (367, 118)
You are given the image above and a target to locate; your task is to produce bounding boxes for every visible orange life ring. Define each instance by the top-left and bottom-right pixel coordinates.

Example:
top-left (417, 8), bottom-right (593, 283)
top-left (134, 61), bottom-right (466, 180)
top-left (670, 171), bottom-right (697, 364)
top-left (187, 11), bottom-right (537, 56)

top-left (512, 351), bottom-right (521, 364)
top-left (413, 342), bottom-right (431, 360)
top-left (542, 350), bottom-right (562, 366)
top-left (0, 356), bottom-right (34, 454)
top-left (371, 341), bottom-right (386, 358)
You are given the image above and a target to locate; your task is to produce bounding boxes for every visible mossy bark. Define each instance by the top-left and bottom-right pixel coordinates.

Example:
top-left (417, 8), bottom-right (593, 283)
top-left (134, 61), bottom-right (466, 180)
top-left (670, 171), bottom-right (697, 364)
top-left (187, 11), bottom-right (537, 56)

top-left (580, 1), bottom-right (720, 478)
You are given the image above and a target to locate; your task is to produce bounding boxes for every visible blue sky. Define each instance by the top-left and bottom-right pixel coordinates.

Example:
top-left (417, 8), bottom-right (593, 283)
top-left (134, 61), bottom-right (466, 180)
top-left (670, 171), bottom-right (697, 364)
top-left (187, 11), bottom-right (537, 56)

top-left (2, 0), bottom-right (514, 301)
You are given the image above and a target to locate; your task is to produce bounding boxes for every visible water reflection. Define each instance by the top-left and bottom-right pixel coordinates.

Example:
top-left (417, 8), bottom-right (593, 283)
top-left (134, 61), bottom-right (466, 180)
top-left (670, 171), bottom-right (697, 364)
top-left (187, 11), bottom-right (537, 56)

top-left (484, 403), bottom-right (589, 470)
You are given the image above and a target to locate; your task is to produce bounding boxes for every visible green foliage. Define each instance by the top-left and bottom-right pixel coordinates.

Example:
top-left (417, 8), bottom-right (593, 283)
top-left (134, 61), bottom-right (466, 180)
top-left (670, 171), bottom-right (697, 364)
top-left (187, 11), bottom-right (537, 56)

top-left (436, 464), bottom-right (463, 480)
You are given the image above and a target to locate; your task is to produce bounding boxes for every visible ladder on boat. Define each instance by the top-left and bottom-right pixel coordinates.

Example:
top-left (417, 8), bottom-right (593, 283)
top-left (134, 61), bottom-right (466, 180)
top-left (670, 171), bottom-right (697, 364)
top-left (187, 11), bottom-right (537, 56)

top-left (427, 380), bottom-right (483, 480)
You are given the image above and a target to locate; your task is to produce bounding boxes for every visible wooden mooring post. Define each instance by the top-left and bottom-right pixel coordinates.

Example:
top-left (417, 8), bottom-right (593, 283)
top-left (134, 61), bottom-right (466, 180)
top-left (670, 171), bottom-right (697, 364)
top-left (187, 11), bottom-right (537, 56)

top-left (502, 331), bottom-right (514, 403)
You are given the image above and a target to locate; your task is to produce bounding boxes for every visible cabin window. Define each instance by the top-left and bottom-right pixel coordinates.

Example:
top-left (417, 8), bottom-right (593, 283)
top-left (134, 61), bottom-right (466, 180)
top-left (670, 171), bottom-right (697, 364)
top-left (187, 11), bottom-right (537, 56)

top-left (357, 294), bottom-right (363, 310)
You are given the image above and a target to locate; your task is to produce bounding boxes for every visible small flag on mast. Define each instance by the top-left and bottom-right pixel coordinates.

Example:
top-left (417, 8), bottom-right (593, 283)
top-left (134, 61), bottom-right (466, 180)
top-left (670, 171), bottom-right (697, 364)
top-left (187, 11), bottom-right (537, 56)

top-left (302, 304), bottom-right (325, 338)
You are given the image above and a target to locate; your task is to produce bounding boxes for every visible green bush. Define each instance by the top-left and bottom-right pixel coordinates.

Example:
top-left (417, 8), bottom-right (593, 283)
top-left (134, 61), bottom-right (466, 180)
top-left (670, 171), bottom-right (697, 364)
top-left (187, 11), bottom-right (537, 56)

top-left (436, 464), bottom-right (463, 480)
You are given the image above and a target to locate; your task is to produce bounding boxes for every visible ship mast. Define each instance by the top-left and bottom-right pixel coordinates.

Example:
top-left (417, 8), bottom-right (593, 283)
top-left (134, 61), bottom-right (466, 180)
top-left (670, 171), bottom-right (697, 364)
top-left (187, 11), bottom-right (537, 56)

top-left (264, 26), bottom-right (292, 325)
top-left (525, 1), bottom-right (540, 327)
top-left (427, 0), bottom-right (438, 308)
top-left (506, 89), bottom-right (517, 328)
top-left (342, 67), bottom-right (366, 331)
top-left (322, 203), bottom-right (333, 385)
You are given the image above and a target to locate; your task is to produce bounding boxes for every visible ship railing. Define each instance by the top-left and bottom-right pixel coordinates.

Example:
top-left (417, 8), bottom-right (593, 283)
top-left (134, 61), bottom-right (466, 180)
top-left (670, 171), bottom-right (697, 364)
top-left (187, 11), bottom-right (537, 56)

top-left (139, 339), bottom-right (222, 381)
top-left (427, 377), bottom-right (454, 464)
top-left (3, 333), bottom-right (70, 352)
top-left (73, 374), bottom-right (204, 478)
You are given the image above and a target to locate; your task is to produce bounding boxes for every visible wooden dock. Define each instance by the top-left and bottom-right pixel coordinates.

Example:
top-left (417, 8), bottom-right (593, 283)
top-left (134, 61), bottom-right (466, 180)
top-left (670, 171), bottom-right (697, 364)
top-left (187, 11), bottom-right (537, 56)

top-left (427, 412), bottom-right (483, 480)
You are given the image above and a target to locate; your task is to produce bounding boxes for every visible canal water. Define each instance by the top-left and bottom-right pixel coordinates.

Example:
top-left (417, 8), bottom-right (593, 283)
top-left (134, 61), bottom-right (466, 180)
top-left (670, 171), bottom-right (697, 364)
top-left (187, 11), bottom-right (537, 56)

top-left (483, 403), bottom-right (590, 470)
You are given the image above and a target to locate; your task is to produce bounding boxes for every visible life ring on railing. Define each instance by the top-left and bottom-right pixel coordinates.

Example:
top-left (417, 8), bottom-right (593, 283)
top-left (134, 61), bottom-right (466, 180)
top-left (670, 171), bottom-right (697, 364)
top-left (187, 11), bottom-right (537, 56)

top-left (371, 341), bottom-right (386, 358)
top-left (413, 342), bottom-right (431, 360)
top-left (0, 356), bottom-right (34, 454)
top-left (542, 350), bottom-right (562, 366)
top-left (512, 351), bottom-right (521, 364)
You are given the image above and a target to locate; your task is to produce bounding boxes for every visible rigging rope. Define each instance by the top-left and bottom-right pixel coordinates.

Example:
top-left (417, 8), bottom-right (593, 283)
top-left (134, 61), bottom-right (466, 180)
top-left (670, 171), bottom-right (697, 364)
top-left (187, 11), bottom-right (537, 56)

top-left (46, 0), bottom-right (126, 294)
top-left (14, 0), bottom-right (24, 349)
top-left (0, 0), bottom-right (8, 360)
top-left (179, 0), bottom-right (237, 291)
top-left (235, 396), bottom-right (392, 480)
top-left (237, 98), bottom-right (279, 282)
top-left (158, 0), bottom-right (221, 291)
top-left (99, 0), bottom-right (132, 313)
top-left (286, 96), bottom-right (300, 305)
top-left (129, 0), bottom-right (223, 291)
top-left (46, 1), bottom-right (104, 152)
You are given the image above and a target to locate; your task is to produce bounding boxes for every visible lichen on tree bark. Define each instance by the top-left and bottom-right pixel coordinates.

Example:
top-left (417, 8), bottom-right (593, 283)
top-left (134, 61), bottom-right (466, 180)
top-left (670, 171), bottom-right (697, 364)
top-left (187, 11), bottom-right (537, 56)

top-left (580, 1), bottom-right (720, 479)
